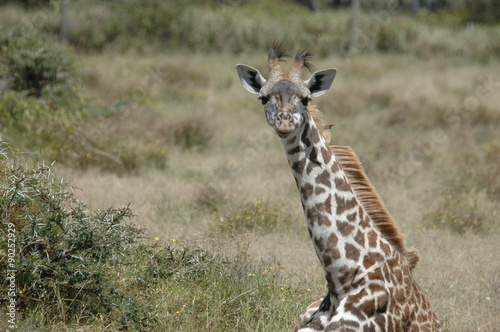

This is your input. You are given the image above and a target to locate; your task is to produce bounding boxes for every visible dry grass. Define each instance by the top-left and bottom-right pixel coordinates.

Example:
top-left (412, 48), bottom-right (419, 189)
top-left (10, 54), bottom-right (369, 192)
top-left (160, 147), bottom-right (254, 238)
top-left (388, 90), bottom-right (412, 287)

top-left (48, 47), bottom-right (500, 330)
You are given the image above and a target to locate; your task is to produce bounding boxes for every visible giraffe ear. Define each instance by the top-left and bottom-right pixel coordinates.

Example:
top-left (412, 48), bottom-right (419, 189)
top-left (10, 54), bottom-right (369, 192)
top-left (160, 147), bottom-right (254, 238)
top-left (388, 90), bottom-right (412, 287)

top-left (236, 64), bottom-right (267, 95)
top-left (305, 68), bottom-right (337, 97)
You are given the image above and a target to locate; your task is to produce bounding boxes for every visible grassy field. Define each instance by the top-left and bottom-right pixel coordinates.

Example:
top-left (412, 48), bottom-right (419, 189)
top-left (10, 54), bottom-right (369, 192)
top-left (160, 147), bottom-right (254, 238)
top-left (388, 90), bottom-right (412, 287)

top-left (1, 1), bottom-right (500, 331)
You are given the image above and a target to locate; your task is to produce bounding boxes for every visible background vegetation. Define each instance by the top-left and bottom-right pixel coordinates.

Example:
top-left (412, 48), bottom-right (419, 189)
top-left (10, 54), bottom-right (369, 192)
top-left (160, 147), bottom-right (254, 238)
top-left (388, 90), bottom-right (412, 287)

top-left (0, 0), bottom-right (499, 331)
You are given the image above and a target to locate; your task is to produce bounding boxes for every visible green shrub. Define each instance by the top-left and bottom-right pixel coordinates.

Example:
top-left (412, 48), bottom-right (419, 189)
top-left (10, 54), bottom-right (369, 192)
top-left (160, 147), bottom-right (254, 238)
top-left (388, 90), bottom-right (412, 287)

top-left (0, 27), bottom-right (78, 106)
top-left (0, 153), bottom-right (155, 328)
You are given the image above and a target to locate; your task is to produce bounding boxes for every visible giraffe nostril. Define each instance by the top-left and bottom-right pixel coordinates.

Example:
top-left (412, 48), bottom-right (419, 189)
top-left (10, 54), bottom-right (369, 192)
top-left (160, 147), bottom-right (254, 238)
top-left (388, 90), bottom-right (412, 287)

top-left (278, 112), bottom-right (292, 122)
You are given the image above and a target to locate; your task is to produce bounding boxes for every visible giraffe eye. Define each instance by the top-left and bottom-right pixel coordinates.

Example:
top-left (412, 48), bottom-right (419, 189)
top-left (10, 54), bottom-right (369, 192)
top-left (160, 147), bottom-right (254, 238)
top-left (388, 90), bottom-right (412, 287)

top-left (258, 95), bottom-right (269, 105)
top-left (301, 97), bottom-right (311, 106)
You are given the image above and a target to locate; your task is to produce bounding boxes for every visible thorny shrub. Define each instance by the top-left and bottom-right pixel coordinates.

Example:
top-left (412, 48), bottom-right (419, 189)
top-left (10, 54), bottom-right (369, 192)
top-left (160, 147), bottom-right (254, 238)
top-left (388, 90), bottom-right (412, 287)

top-left (0, 151), bottom-right (155, 328)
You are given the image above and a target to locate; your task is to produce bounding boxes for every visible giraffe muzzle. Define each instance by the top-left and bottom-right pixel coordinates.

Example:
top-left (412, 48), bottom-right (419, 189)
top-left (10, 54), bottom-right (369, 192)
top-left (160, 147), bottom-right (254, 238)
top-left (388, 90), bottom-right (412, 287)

top-left (275, 112), bottom-right (294, 137)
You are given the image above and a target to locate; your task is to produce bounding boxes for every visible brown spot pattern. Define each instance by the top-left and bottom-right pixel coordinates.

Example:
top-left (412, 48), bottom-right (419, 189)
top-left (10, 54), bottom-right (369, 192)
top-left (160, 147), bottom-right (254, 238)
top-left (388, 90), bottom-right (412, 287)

top-left (326, 247), bottom-right (341, 260)
top-left (301, 183), bottom-right (314, 200)
top-left (315, 194), bottom-right (332, 215)
top-left (312, 125), bottom-right (321, 142)
top-left (306, 149), bottom-right (320, 174)
top-left (337, 219), bottom-right (355, 237)
top-left (321, 146), bottom-right (332, 165)
top-left (363, 253), bottom-right (385, 269)
top-left (315, 169), bottom-right (331, 187)
top-left (307, 209), bottom-right (332, 227)
top-left (334, 175), bottom-right (352, 193)
top-left (314, 236), bottom-right (325, 252)
top-left (322, 254), bottom-right (332, 267)
top-left (358, 205), bottom-right (365, 220)
top-left (315, 186), bottom-right (326, 195)
top-left (293, 158), bottom-right (306, 174)
top-left (335, 193), bottom-right (357, 215)
top-left (345, 243), bottom-right (360, 262)
top-left (354, 230), bottom-right (366, 247)
top-left (327, 232), bottom-right (338, 247)
top-left (331, 161), bottom-right (340, 173)
top-left (346, 211), bottom-right (357, 222)
top-left (301, 122), bottom-right (311, 147)
top-left (287, 145), bottom-right (304, 155)
top-left (367, 229), bottom-right (378, 248)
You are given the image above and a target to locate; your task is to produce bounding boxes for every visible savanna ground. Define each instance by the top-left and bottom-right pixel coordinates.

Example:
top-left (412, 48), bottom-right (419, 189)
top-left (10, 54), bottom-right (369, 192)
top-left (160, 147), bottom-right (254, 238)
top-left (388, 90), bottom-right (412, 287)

top-left (1, 1), bottom-right (499, 331)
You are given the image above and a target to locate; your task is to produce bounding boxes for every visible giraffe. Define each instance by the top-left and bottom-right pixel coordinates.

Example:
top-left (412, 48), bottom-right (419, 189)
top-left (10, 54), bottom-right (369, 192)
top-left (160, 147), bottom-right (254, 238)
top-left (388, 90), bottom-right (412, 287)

top-left (236, 43), bottom-right (441, 331)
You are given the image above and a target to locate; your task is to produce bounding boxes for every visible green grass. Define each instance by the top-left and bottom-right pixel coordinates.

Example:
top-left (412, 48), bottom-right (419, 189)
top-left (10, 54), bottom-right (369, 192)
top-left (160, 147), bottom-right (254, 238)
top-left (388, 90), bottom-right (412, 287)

top-left (1, 2), bottom-right (500, 331)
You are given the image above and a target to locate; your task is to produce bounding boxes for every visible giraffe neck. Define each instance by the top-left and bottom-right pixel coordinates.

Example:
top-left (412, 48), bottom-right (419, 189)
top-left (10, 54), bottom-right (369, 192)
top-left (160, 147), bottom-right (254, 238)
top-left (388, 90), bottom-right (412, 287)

top-left (281, 114), bottom-right (389, 302)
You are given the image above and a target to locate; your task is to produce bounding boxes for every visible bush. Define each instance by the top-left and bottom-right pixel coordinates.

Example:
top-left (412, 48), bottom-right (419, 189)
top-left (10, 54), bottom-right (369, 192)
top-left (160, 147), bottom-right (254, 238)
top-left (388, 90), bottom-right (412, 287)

top-left (464, 0), bottom-right (500, 24)
top-left (0, 27), bottom-right (79, 106)
top-left (0, 152), bottom-right (155, 328)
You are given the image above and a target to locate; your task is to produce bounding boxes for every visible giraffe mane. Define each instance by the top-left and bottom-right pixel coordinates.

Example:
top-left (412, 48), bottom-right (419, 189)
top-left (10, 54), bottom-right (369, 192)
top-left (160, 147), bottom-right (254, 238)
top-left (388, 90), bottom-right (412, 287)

top-left (331, 145), bottom-right (420, 270)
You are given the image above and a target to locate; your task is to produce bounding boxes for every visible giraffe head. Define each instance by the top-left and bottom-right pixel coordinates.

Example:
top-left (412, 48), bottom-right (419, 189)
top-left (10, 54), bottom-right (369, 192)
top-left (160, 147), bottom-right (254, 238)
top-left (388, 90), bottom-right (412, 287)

top-left (236, 43), bottom-right (337, 138)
